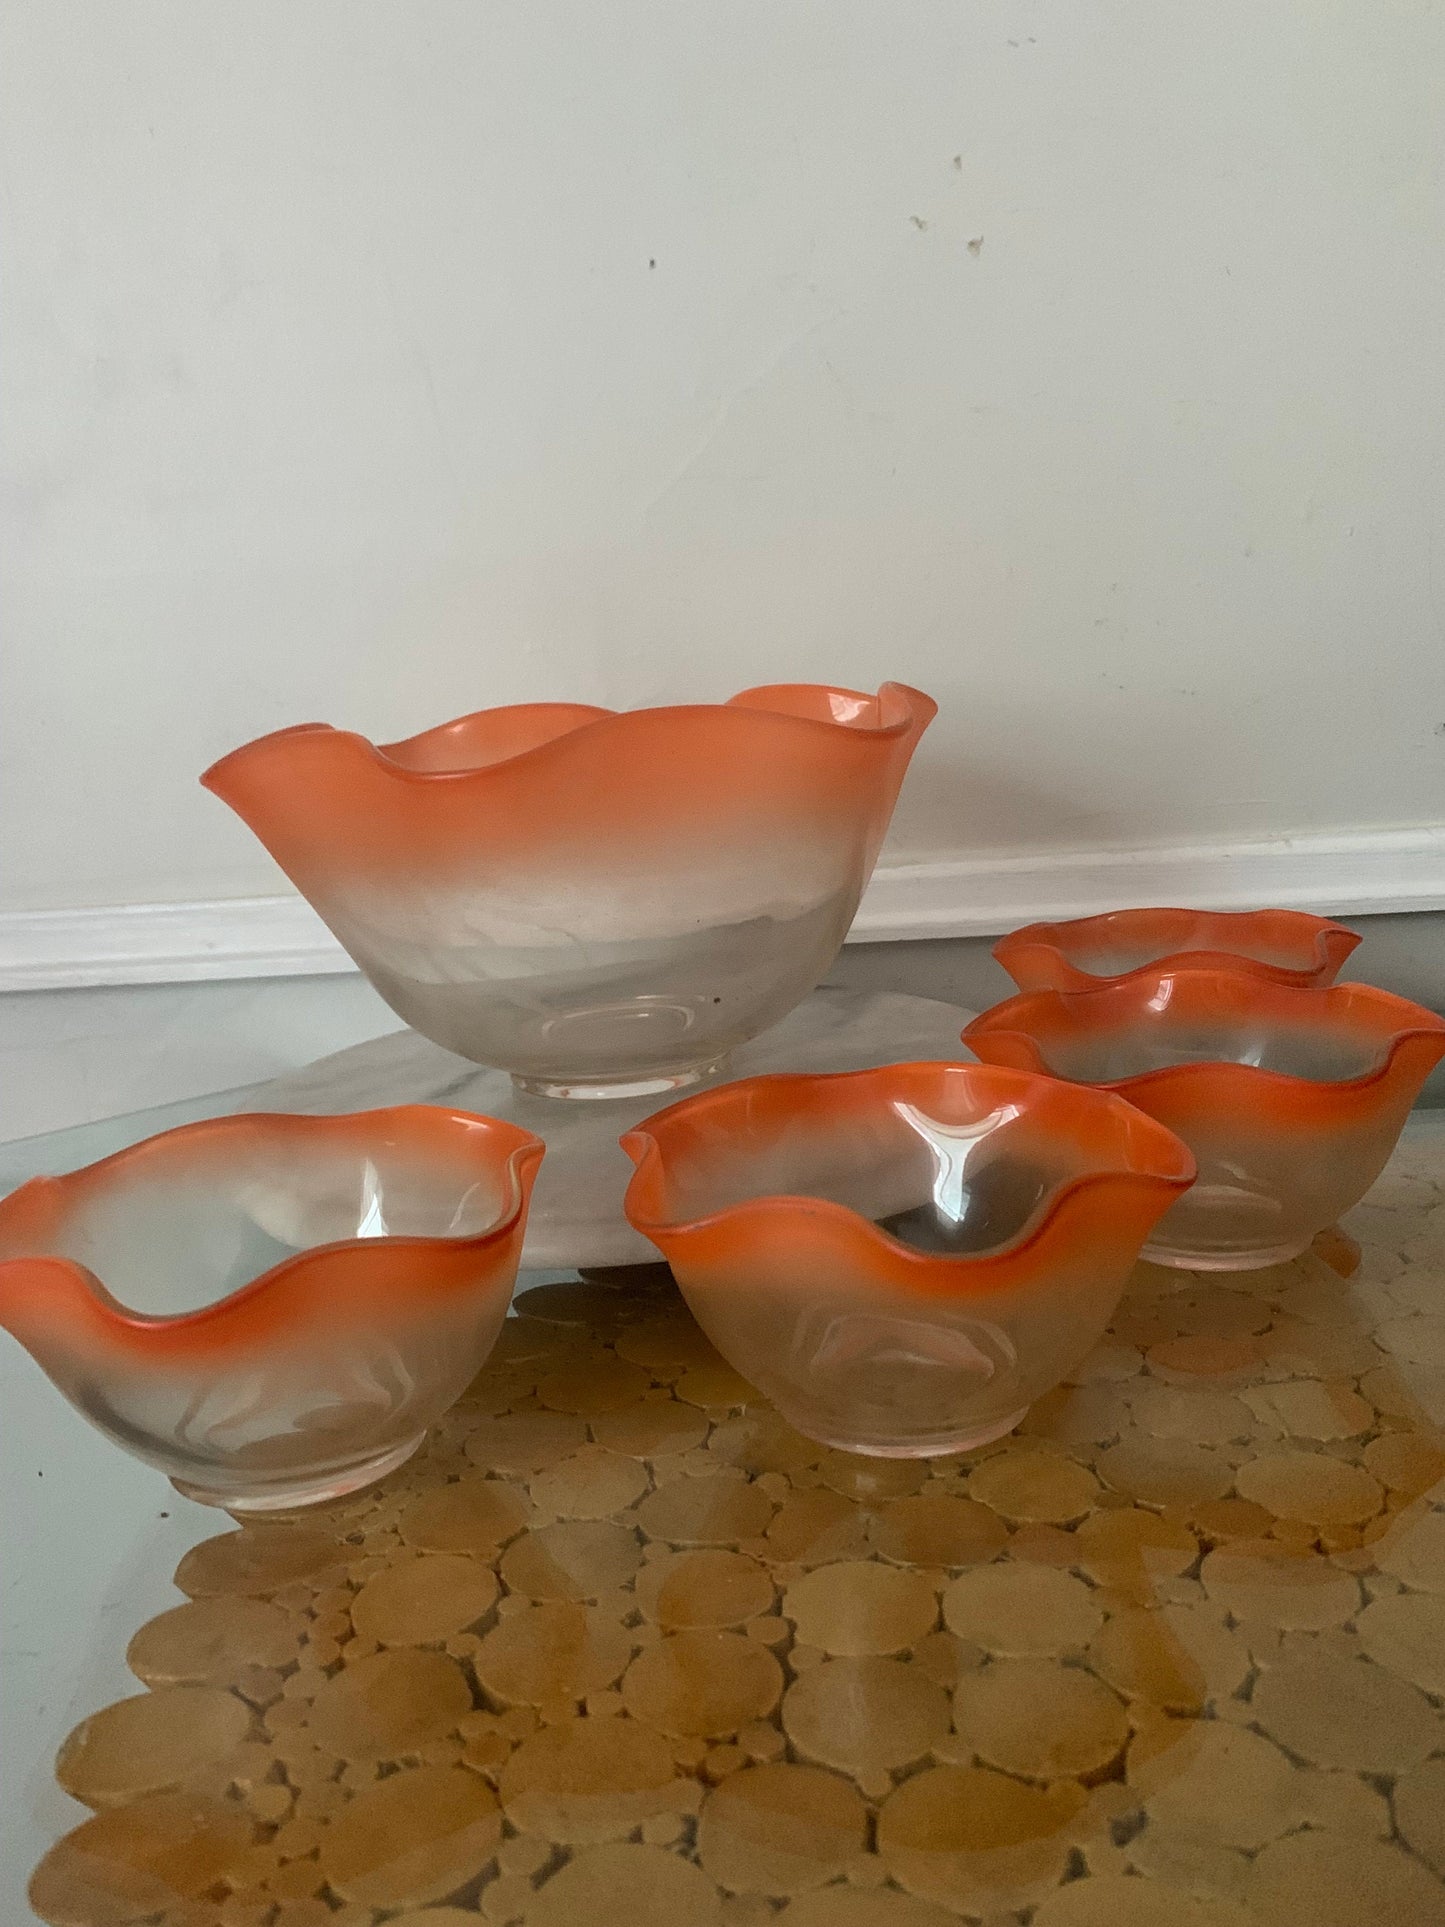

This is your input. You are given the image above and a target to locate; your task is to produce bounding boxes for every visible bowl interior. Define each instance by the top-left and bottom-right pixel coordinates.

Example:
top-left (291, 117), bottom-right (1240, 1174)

top-left (1038, 910), bottom-right (1338, 981)
top-left (1067, 932), bottom-right (1305, 977)
top-left (655, 1087), bottom-right (1133, 1258)
top-left (1038, 1015), bottom-right (1383, 1085)
top-left (16, 1132), bottom-right (510, 1317)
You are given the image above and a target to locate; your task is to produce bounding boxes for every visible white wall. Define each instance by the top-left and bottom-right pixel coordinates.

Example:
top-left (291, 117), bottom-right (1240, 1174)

top-left (4, 1), bottom-right (1445, 975)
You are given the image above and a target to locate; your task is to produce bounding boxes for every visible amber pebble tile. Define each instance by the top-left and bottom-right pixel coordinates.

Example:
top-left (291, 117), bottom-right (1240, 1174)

top-left (1248, 1646), bottom-right (1442, 1772)
top-left (351, 1552), bottom-right (498, 1646)
top-left (1032, 1873), bottom-right (1255, 1924)
top-left (29, 1792), bottom-right (253, 1924)
top-left (472, 1602), bottom-right (634, 1707)
top-left (953, 1657), bottom-right (1128, 1780)
top-left (635, 1549), bottom-right (775, 1629)
top-left (783, 1562), bottom-right (938, 1657)
top-left (56, 1687), bottom-right (253, 1809)
top-left (1129, 1383), bottom-right (1252, 1445)
top-left (1244, 1829), bottom-right (1445, 1927)
top-left (1095, 1435), bottom-right (1234, 1509)
top-left (698, 1761), bottom-right (869, 1895)
top-left (527, 1841), bottom-right (723, 1926)
top-left (782, 1656), bottom-right (949, 1779)
top-left (306, 1648), bottom-right (472, 1758)
top-left (499, 1520), bottom-right (644, 1602)
top-left (621, 1629), bottom-right (784, 1738)
top-left (498, 1714), bottom-right (690, 1843)
top-left (777, 1890), bottom-right (957, 1927)
top-left (1199, 1539), bottom-right (1362, 1630)
top-left (528, 1445), bottom-right (650, 1520)
top-left (1146, 1335), bottom-right (1259, 1378)
top-left (1354, 1588), bottom-right (1445, 1694)
top-left (173, 1527), bottom-right (348, 1600)
top-left (673, 1360), bottom-right (762, 1410)
top-left (1127, 1719), bottom-right (1298, 1850)
top-left (877, 1763), bottom-right (1086, 1911)
top-left (1234, 1448), bottom-right (1383, 1525)
top-left (316, 1763), bottom-right (501, 1909)
top-left (1361, 1428), bottom-right (1445, 1496)
top-left (1074, 1507), bottom-right (1197, 1596)
top-left (590, 1397), bottom-right (709, 1459)
top-left (1006, 1521), bottom-right (1079, 1567)
top-left (707, 1409), bottom-right (820, 1477)
top-left (1373, 1506), bottom-right (1445, 1591)
top-left (464, 1411), bottom-right (589, 1478)
top-left (613, 1315), bottom-right (729, 1373)
top-left (536, 1357), bottom-right (655, 1416)
top-left (125, 1596), bottom-right (299, 1688)
top-left (762, 1487), bottom-right (869, 1565)
top-left (399, 1476), bottom-right (530, 1553)
top-left (868, 1492), bottom-right (1008, 1568)
top-left (941, 1562), bottom-right (1102, 1656)
top-left (966, 1448), bottom-right (1100, 1524)
top-left (1394, 1757), bottom-right (1445, 1877)
top-left (635, 1470), bottom-right (775, 1546)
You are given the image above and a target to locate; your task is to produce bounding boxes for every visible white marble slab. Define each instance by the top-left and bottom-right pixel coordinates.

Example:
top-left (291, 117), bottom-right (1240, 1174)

top-left (258, 986), bottom-right (979, 1267)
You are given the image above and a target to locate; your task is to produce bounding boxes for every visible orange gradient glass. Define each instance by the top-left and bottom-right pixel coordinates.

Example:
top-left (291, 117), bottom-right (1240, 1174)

top-left (0, 1107), bottom-right (542, 1511)
top-left (994, 906), bottom-right (1360, 993)
top-left (202, 684), bottom-right (935, 1100)
top-left (965, 970), bottom-right (1445, 1271)
top-left (621, 1062), bottom-right (1193, 1456)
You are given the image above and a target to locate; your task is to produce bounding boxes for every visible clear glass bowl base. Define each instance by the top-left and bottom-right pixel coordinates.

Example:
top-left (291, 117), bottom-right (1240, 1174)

top-left (170, 1431), bottom-right (427, 1513)
top-left (512, 1060), bottom-right (728, 1102)
top-left (1142, 1238), bottom-right (1311, 1272)
top-left (799, 1407), bottom-right (1031, 1458)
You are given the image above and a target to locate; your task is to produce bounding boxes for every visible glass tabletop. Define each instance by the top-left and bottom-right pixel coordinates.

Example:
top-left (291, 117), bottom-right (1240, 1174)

top-left (0, 1081), bottom-right (266, 1193)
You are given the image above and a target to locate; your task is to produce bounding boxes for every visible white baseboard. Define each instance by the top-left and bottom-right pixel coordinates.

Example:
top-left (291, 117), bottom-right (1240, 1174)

top-left (858, 825), bottom-right (1445, 941)
top-left (3, 825), bottom-right (1444, 992)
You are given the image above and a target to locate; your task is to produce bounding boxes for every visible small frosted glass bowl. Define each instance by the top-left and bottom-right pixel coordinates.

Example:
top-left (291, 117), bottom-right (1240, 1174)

top-left (994, 907), bottom-right (1360, 993)
top-left (0, 1107), bottom-right (542, 1510)
top-left (965, 970), bottom-right (1445, 1271)
top-left (621, 1062), bottom-right (1193, 1456)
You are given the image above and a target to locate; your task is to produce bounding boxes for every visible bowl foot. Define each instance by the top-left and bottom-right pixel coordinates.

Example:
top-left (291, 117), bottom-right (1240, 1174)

top-left (512, 1060), bottom-right (728, 1102)
top-left (170, 1431), bottom-right (427, 1513)
top-left (796, 1406), bottom-right (1029, 1458)
top-left (1141, 1238), bottom-right (1310, 1272)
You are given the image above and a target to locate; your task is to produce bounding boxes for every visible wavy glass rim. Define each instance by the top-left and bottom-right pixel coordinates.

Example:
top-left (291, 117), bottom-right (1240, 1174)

top-left (202, 683), bottom-right (937, 793)
top-left (621, 1060), bottom-right (1195, 1279)
top-left (965, 974), bottom-right (1445, 1099)
top-left (993, 907), bottom-right (1362, 990)
top-left (0, 1105), bottom-right (544, 1335)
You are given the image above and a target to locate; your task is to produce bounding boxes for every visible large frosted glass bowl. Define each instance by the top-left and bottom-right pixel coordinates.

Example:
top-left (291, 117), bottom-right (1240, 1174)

top-left (203, 683), bottom-right (935, 1098)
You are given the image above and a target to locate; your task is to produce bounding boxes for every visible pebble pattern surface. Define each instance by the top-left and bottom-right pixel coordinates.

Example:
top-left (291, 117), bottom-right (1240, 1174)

top-left (27, 1116), bottom-right (1445, 1925)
